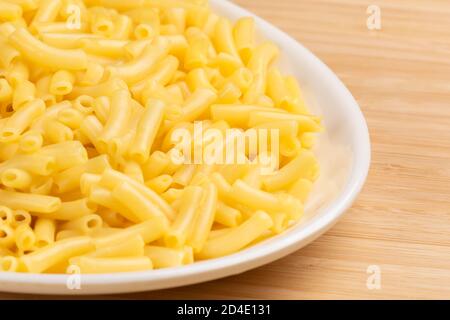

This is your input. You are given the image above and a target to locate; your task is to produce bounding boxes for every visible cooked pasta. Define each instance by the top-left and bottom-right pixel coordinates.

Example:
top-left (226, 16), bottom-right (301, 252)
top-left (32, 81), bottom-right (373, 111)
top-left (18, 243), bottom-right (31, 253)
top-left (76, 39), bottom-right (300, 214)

top-left (0, 0), bottom-right (322, 274)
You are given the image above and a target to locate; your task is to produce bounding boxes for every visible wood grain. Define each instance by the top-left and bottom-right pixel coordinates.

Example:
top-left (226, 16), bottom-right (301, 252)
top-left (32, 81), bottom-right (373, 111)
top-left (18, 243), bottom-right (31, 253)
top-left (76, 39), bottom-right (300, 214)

top-left (2, 0), bottom-right (450, 300)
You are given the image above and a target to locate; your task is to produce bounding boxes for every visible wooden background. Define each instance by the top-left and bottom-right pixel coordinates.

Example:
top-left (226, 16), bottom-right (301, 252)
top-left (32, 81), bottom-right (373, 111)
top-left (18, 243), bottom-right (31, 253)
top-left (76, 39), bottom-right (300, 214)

top-left (2, 0), bottom-right (450, 299)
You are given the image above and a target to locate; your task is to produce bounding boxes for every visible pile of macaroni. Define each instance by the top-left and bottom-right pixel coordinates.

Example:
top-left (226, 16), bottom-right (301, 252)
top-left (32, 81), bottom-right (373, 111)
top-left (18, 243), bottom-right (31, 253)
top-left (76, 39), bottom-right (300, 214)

top-left (0, 0), bottom-right (321, 274)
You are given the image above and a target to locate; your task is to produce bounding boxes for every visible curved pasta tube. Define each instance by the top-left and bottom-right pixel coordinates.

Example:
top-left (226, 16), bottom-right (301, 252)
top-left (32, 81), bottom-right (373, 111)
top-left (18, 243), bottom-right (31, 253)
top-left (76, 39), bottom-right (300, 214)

top-left (12, 80), bottom-right (35, 111)
top-left (100, 168), bottom-right (175, 220)
top-left (9, 28), bottom-right (88, 70)
top-left (164, 185), bottom-right (203, 248)
top-left (0, 99), bottom-right (45, 142)
top-left (145, 174), bottom-right (173, 194)
top-left (89, 235), bottom-right (144, 258)
top-left (36, 198), bottom-right (98, 221)
top-left (99, 89), bottom-right (132, 148)
top-left (213, 18), bottom-right (239, 58)
top-left (177, 88), bottom-right (217, 123)
top-left (214, 202), bottom-right (242, 227)
top-left (80, 39), bottom-right (127, 58)
top-left (14, 224), bottom-right (35, 253)
top-left (106, 40), bottom-right (169, 84)
top-left (128, 99), bottom-right (165, 164)
top-left (197, 211), bottom-right (273, 259)
top-left (34, 218), bottom-right (56, 248)
top-left (233, 17), bottom-right (255, 63)
top-left (0, 189), bottom-right (61, 213)
top-left (187, 182), bottom-right (218, 252)
top-left (54, 154), bottom-right (110, 194)
top-left (38, 141), bottom-right (88, 171)
top-left (263, 149), bottom-right (318, 191)
top-left (93, 219), bottom-right (168, 248)
top-left (60, 214), bottom-right (103, 234)
top-left (21, 236), bottom-right (94, 273)
top-left (142, 151), bottom-right (170, 179)
top-left (112, 181), bottom-right (169, 225)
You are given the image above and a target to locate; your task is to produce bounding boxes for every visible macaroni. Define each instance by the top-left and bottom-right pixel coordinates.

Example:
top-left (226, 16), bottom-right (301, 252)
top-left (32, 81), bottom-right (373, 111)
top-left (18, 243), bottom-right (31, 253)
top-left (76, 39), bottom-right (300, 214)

top-left (0, 0), bottom-right (322, 274)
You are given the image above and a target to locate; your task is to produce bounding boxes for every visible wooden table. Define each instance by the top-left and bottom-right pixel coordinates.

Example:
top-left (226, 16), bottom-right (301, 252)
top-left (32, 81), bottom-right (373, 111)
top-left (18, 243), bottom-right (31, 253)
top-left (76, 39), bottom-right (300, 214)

top-left (2, 0), bottom-right (450, 300)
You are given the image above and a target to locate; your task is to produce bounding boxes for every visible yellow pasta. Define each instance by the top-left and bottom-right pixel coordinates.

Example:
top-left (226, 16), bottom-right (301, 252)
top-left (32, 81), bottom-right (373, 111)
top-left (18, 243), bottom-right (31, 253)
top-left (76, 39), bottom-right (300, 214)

top-left (36, 198), bottom-right (97, 220)
top-left (69, 256), bottom-right (152, 273)
top-left (144, 245), bottom-right (192, 269)
top-left (34, 218), bottom-right (56, 248)
top-left (112, 181), bottom-right (169, 224)
top-left (10, 209), bottom-right (31, 228)
top-left (9, 28), bottom-right (88, 70)
top-left (0, 0), bottom-right (322, 274)
top-left (145, 174), bottom-right (173, 194)
top-left (233, 17), bottom-right (255, 63)
top-left (12, 80), bottom-right (35, 110)
top-left (0, 99), bottom-right (45, 142)
top-left (1, 167), bottom-right (32, 190)
top-left (106, 40), bottom-right (169, 85)
top-left (263, 149), bottom-right (317, 191)
top-left (99, 89), bottom-right (132, 149)
top-left (215, 201), bottom-right (242, 227)
top-left (14, 223), bottom-right (35, 253)
top-left (60, 214), bottom-right (103, 234)
top-left (0, 189), bottom-right (61, 213)
top-left (197, 211), bottom-right (273, 259)
top-left (0, 1), bottom-right (22, 21)
top-left (128, 99), bottom-right (165, 163)
top-left (0, 255), bottom-right (18, 272)
top-left (49, 70), bottom-right (75, 96)
top-left (19, 130), bottom-right (43, 153)
top-left (165, 185), bottom-right (203, 248)
top-left (21, 236), bottom-right (94, 273)
top-left (0, 206), bottom-right (13, 225)
top-left (89, 234), bottom-right (144, 258)
top-left (187, 182), bottom-right (217, 252)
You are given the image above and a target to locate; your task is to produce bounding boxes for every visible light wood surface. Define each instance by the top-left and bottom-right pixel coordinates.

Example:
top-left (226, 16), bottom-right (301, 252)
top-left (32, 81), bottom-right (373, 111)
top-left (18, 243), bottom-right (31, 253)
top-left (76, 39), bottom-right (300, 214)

top-left (2, 0), bottom-right (450, 300)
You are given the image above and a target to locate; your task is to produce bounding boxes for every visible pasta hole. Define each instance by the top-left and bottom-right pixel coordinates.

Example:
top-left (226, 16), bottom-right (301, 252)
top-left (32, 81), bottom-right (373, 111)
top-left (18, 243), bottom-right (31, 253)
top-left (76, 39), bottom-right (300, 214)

top-left (97, 25), bottom-right (110, 33)
top-left (14, 214), bottom-right (25, 222)
top-left (1, 131), bottom-right (15, 139)
top-left (56, 85), bottom-right (69, 94)
top-left (5, 104), bottom-right (13, 114)
top-left (1, 259), bottom-right (12, 271)
top-left (86, 216), bottom-right (101, 230)
top-left (136, 26), bottom-right (152, 39)
top-left (4, 172), bottom-right (17, 182)
top-left (0, 230), bottom-right (7, 238)
top-left (35, 240), bottom-right (49, 248)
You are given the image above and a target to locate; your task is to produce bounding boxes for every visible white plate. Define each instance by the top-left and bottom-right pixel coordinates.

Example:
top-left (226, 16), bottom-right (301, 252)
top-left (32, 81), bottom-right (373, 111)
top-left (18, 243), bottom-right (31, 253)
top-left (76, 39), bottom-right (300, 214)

top-left (0, 0), bottom-right (370, 295)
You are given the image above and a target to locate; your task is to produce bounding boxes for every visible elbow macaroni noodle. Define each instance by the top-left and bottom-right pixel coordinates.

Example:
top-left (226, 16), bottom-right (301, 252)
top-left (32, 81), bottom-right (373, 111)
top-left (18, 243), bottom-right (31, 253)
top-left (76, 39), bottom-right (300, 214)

top-left (0, 0), bottom-right (322, 274)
